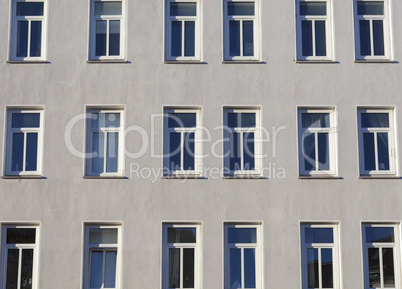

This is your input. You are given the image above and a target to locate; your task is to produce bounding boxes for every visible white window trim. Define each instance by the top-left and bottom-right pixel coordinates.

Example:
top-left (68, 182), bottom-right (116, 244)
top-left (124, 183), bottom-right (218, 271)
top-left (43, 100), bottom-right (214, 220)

top-left (298, 108), bottom-right (337, 176)
top-left (223, 0), bottom-right (260, 61)
top-left (353, 0), bottom-right (391, 60)
top-left (85, 109), bottom-right (125, 177)
top-left (357, 108), bottom-right (397, 176)
top-left (162, 223), bottom-right (201, 289)
top-left (362, 223), bottom-right (400, 289)
top-left (224, 223), bottom-right (262, 289)
top-left (1, 225), bottom-right (40, 289)
top-left (223, 108), bottom-right (262, 176)
top-left (5, 109), bottom-right (44, 176)
top-left (163, 108), bottom-right (202, 177)
top-left (300, 223), bottom-right (340, 289)
top-left (165, 0), bottom-right (201, 61)
top-left (89, 0), bottom-right (125, 60)
top-left (296, 0), bottom-right (333, 61)
top-left (83, 225), bottom-right (122, 289)
top-left (10, 0), bottom-right (47, 61)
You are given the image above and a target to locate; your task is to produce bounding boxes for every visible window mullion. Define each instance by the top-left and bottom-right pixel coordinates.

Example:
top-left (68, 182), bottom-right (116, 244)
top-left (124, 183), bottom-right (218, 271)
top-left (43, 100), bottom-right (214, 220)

top-left (102, 250), bottom-right (106, 289)
top-left (314, 132), bottom-right (319, 171)
top-left (379, 247), bottom-right (384, 288)
top-left (22, 132), bottom-right (27, 171)
top-left (318, 248), bottom-right (323, 289)
top-left (180, 132), bottom-right (184, 170)
top-left (106, 19), bottom-right (110, 57)
top-left (27, 20), bottom-right (32, 57)
top-left (312, 19), bottom-right (316, 57)
top-left (181, 20), bottom-right (185, 57)
top-left (240, 20), bottom-right (244, 57)
top-left (369, 19), bottom-right (374, 57)
top-left (103, 131), bottom-right (108, 173)
top-left (374, 132), bottom-right (379, 171)
top-left (180, 247), bottom-right (184, 289)
top-left (241, 247), bottom-right (245, 289)
top-left (17, 248), bottom-right (22, 289)
top-left (240, 131), bottom-right (244, 171)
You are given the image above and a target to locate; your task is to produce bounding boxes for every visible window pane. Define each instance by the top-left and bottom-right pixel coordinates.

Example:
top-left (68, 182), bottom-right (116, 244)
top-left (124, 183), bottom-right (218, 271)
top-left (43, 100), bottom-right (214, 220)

top-left (95, 1), bottom-right (122, 15)
top-left (229, 133), bottom-right (241, 171)
top-left (104, 251), bottom-right (117, 288)
top-left (96, 20), bottom-right (107, 56)
top-left (90, 251), bottom-right (103, 288)
top-left (184, 21), bottom-right (195, 57)
top-left (383, 248), bottom-right (395, 288)
top-left (368, 248), bottom-right (380, 288)
top-left (11, 133), bottom-right (24, 172)
top-left (359, 20), bottom-right (371, 56)
top-left (169, 132), bottom-right (181, 171)
top-left (21, 249), bottom-right (34, 289)
top-left (373, 20), bottom-right (384, 56)
top-left (229, 21), bottom-right (240, 56)
top-left (17, 21), bottom-right (28, 57)
top-left (12, 113), bottom-right (40, 128)
top-left (318, 133), bottom-right (329, 171)
top-left (244, 249), bottom-right (256, 288)
top-left (6, 249), bottom-right (19, 289)
top-left (16, 2), bottom-right (44, 16)
top-left (170, 2), bottom-right (197, 16)
top-left (366, 227), bottom-right (394, 243)
top-left (168, 228), bottom-right (196, 243)
top-left (315, 20), bottom-right (326, 56)
top-left (227, 2), bottom-right (254, 15)
top-left (230, 248), bottom-right (242, 289)
top-left (243, 21), bottom-right (254, 56)
top-left (300, 2), bottom-right (326, 15)
top-left (183, 132), bottom-right (195, 170)
top-left (92, 113), bottom-right (120, 128)
top-left (321, 248), bottom-right (333, 288)
top-left (168, 113), bottom-right (196, 128)
top-left (363, 133), bottom-right (376, 171)
top-left (305, 228), bottom-right (333, 243)
top-left (109, 20), bottom-right (120, 56)
top-left (307, 248), bottom-right (319, 288)
top-left (302, 113), bottom-right (330, 128)
top-left (7, 228), bottom-right (36, 244)
top-left (377, 133), bottom-right (389, 170)
top-left (183, 248), bottom-right (195, 288)
top-left (25, 133), bottom-right (38, 171)
top-left (171, 21), bottom-right (182, 57)
top-left (303, 133), bottom-right (316, 171)
top-left (357, 1), bottom-right (384, 15)
top-left (169, 248), bottom-right (180, 288)
top-left (302, 21), bottom-right (313, 56)
top-left (89, 228), bottom-right (118, 244)
top-left (228, 113), bottom-right (256, 128)
top-left (361, 113), bottom-right (389, 128)
top-left (106, 133), bottom-right (118, 173)
top-left (243, 133), bottom-right (255, 171)
top-left (228, 228), bottom-right (257, 243)
top-left (92, 132), bottom-right (105, 174)
top-left (30, 21), bottom-right (42, 57)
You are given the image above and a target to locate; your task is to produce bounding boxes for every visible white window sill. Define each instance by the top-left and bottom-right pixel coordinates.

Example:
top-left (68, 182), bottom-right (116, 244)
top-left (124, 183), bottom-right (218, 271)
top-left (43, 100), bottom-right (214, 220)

top-left (162, 175), bottom-right (205, 179)
top-left (87, 60), bottom-right (129, 64)
top-left (359, 175), bottom-right (400, 179)
top-left (164, 60), bottom-right (205, 64)
top-left (83, 176), bottom-right (126, 179)
top-left (298, 175), bottom-right (341, 179)
top-left (7, 60), bottom-right (49, 64)
top-left (223, 174), bottom-right (265, 179)
top-left (2, 175), bottom-right (43, 179)
top-left (295, 60), bottom-right (338, 64)
top-left (222, 60), bottom-right (264, 64)
top-left (354, 59), bottom-right (396, 63)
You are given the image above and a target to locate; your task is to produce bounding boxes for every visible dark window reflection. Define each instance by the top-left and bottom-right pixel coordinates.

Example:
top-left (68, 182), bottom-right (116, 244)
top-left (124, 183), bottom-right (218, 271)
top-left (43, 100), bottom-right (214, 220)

top-left (168, 228), bottom-right (196, 243)
top-left (366, 227), bottom-right (394, 243)
top-left (7, 228), bottom-right (36, 244)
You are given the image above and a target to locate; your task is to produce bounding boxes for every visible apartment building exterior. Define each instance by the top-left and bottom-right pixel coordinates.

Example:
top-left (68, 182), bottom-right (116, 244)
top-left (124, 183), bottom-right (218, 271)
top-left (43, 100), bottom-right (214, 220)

top-left (0, 0), bottom-right (402, 289)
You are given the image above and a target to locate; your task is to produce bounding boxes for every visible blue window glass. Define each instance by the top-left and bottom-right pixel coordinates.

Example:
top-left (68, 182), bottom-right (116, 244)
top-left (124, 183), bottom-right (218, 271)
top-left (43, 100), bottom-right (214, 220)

top-left (302, 21), bottom-right (313, 56)
top-left (184, 21), bottom-right (195, 57)
top-left (95, 1), bottom-right (122, 15)
top-left (300, 2), bottom-right (326, 15)
top-left (109, 20), bottom-right (120, 56)
top-left (243, 21), bottom-right (254, 56)
top-left (357, 1), bottom-right (384, 15)
top-left (16, 21), bottom-right (28, 57)
top-left (96, 20), bottom-right (107, 56)
top-left (169, 132), bottom-right (181, 171)
top-left (11, 133), bottom-right (24, 172)
top-left (244, 249), bottom-right (256, 288)
top-left (363, 133), bottom-right (376, 171)
top-left (170, 2), bottom-right (196, 16)
top-left (90, 251), bottom-right (103, 288)
top-left (315, 20), bottom-right (326, 56)
top-left (303, 133), bottom-right (315, 171)
top-left (106, 132), bottom-right (118, 173)
top-left (361, 113), bottom-right (389, 128)
top-left (227, 2), bottom-right (254, 15)
top-left (359, 20), bottom-right (371, 56)
top-left (305, 228), bottom-right (333, 243)
top-left (91, 113), bottom-right (120, 128)
top-left (229, 21), bottom-right (240, 56)
top-left (92, 132), bottom-right (105, 174)
top-left (25, 133), bottom-right (38, 171)
top-left (366, 227), bottom-right (394, 243)
top-left (318, 133), bottom-right (329, 170)
top-left (17, 2), bottom-right (44, 16)
top-left (104, 251), bottom-right (117, 288)
top-left (183, 132), bottom-right (195, 170)
top-left (307, 248), bottom-right (319, 288)
top-left (30, 21), bottom-right (42, 57)
top-left (171, 21), bottom-right (182, 57)
top-left (12, 113), bottom-right (40, 128)
top-left (377, 133), bottom-right (389, 170)
top-left (169, 248), bottom-right (180, 288)
top-left (229, 133), bottom-right (241, 171)
top-left (228, 228), bottom-right (257, 243)
top-left (321, 248), bottom-right (333, 288)
top-left (228, 113), bottom-right (256, 128)
top-left (302, 113), bottom-right (329, 128)
top-left (243, 133), bottom-right (255, 170)
top-left (168, 113), bottom-right (196, 128)
top-left (230, 248), bottom-right (241, 288)
top-left (373, 20), bottom-right (384, 55)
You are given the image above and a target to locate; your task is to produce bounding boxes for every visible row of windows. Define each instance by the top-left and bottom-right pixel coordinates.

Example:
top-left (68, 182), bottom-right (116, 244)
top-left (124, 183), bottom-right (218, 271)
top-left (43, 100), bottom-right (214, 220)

top-left (1, 223), bottom-right (398, 289)
top-left (9, 0), bottom-right (393, 62)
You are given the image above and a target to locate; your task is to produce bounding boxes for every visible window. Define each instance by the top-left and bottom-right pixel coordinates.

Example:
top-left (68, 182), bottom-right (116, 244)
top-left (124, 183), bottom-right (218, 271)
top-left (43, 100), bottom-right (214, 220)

top-left (84, 225), bottom-right (121, 289)
top-left (85, 109), bottom-right (124, 177)
top-left (298, 108), bottom-right (337, 176)
top-left (89, 0), bottom-right (125, 60)
top-left (357, 108), bottom-right (396, 176)
top-left (354, 0), bottom-right (391, 60)
top-left (223, 0), bottom-right (259, 60)
top-left (224, 224), bottom-right (261, 289)
top-left (10, 0), bottom-right (47, 61)
top-left (162, 224), bottom-right (200, 289)
top-left (223, 108), bottom-right (261, 176)
top-left (1, 225), bottom-right (39, 289)
top-left (5, 109), bottom-right (44, 176)
top-left (163, 108), bottom-right (202, 176)
top-left (301, 224), bottom-right (340, 289)
top-left (296, 0), bottom-right (333, 60)
top-left (362, 224), bottom-right (400, 289)
top-left (165, 0), bottom-right (200, 61)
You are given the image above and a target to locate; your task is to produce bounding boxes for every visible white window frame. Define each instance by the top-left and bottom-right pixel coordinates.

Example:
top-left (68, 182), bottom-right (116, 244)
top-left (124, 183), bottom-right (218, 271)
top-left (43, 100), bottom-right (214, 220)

top-left (89, 0), bottom-right (125, 60)
top-left (85, 108), bottom-right (125, 177)
top-left (162, 223), bottom-right (201, 289)
top-left (296, 0), bottom-right (333, 61)
top-left (353, 0), bottom-right (391, 60)
top-left (224, 223), bottom-right (262, 289)
top-left (223, 108), bottom-right (262, 176)
top-left (165, 0), bottom-right (201, 61)
top-left (300, 223), bottom-right (340, 289)
top-left (362, 223), bottom-right (400, 289)
top-left (357, 108), bottom-right (397, 176)
top-left (163, 108), bottom-right (202, 176)
top-left (83, 225), bottom-right (122, 289)
top-left (10, 0), bottom-right (47, 61)
top-left (223, 0), bottom-right (259, 61)
top-left (1, 225), bottom-right (40, 289)
top-left (298, 108), bottom-right (337, 176)
top-left (5, 109), bottom-right (44, 176)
